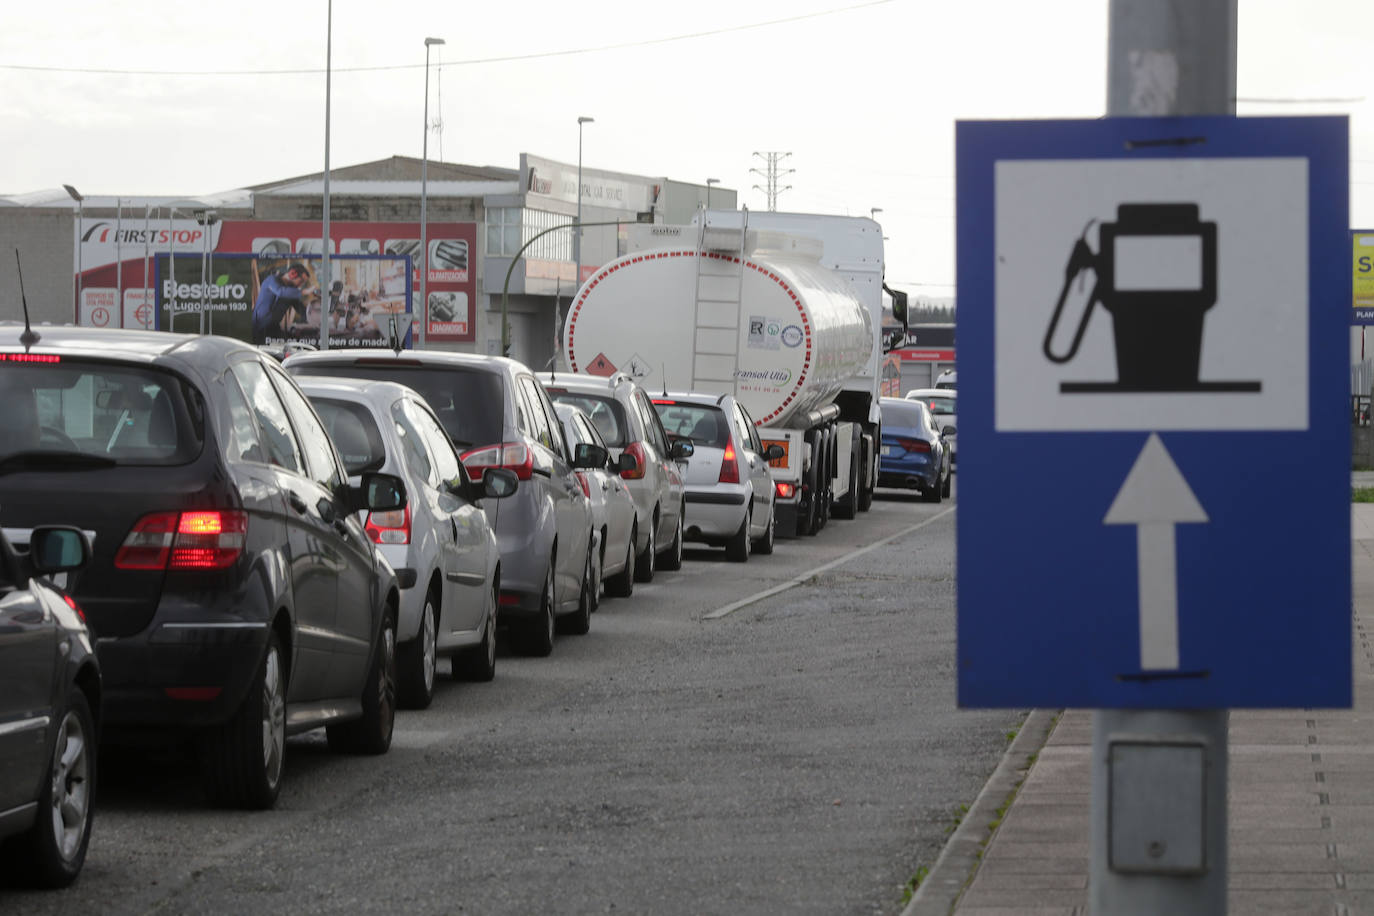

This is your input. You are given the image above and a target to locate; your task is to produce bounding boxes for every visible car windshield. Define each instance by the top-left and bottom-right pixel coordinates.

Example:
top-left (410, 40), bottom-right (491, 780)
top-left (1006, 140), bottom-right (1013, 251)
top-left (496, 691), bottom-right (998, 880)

top-left (546, 391), bottom-right (628, 447)
top-left (309, 397), bottom-right (386, 475)
top-left (297, 364), bottom-right (503, 450)
top-left (653, 402), bottom-right (729, 448)
top-left (0, 359), bottom-right (203, 466)
top-left (882, 400), bottom-right (933, 432)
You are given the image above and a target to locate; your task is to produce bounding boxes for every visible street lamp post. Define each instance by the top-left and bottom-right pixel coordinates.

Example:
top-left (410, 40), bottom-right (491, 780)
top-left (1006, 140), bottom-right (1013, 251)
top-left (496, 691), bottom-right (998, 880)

top-left (319, 0), bottom-right (335, 351)
top-left (420, 36), bottom-right (445, 352)
top-left (870, 207), bottom-right (883, 221)
top-left (706, 178), bottom-right (719, 209)
top-left (63, 184), bottom-right (83, 319)
top-left (574, 116), bottom-right (594, 289)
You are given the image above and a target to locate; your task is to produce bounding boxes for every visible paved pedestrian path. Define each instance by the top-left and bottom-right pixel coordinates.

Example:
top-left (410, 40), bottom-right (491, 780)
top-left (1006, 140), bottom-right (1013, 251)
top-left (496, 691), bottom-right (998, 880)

top-left (909, 499), bottom-right (1374, 915)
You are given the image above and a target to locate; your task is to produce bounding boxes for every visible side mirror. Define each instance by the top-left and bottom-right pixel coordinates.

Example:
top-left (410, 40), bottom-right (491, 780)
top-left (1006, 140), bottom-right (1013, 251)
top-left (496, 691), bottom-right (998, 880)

top-left (348, 471), bottom-right (407, 514)
top-left (572, 442), bottom-right (609, 470)
top-left (764, 443), bottom-right (786, 461)
top-left (617, 452), bottom-right (639, 474)
top-left (941, 425), bottom-right (957, 437)
top-left (28, 526), bottom-right (90, 575)
top-left (483, 467), bottom-right (519, 499)
top-left (670, 439), bottom-right (694, 460)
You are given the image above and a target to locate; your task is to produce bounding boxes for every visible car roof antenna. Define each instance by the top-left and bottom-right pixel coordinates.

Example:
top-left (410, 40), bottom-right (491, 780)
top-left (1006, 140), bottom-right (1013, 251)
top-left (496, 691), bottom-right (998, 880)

top-left (14, 249), bottom-right (39, 350)
top-left (661, 364), bottom-right (668, 398)
top-left (387, 314), bottom-right (402, 355)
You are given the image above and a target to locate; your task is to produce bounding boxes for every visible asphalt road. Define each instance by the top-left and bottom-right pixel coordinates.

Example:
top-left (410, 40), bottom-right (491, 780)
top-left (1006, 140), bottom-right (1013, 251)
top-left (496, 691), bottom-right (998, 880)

top-left (1, 479), bottom-right (1027, 916)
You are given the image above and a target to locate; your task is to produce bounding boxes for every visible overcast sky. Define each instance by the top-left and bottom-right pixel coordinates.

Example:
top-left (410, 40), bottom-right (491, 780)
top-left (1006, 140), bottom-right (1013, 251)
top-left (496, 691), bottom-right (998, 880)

top-left (3, 0), bottom-right (1371, 298)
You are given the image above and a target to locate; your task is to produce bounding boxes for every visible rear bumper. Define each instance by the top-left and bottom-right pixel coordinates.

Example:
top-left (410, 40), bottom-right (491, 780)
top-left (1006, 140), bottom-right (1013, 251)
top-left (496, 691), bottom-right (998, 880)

top-left (684, 488), bottom-right (748, 541)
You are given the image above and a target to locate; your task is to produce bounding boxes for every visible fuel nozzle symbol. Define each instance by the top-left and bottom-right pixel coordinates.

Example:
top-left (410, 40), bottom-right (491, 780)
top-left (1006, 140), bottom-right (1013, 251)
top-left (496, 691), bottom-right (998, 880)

top-left (1043, 203), bottom-right (1260, 394)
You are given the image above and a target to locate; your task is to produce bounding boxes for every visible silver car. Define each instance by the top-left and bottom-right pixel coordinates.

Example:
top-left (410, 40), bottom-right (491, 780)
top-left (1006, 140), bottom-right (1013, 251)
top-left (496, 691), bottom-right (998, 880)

top-left (653, 392), bottom-right (781, 561)
top-left (554, 402), bottom-right (638, 601)
top-left (544, 374), bottom-right (692, 582)
top-left (298, 378), bottom-right (516, 709)
top-left (285, 350), bottom-right (598, 658)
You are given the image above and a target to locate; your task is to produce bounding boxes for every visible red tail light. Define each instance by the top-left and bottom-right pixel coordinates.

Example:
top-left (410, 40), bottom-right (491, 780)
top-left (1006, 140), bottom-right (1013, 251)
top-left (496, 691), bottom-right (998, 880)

top-left (775, 481), bottom-right (796, 500)
top-left (365, 504), bottom-right (411, 545)
top-left (461, 441), bottom-right (535, 481)
top-left (116, 510), bottom-right (247, 570)
top-left (897, 437), bottom-right (932, 454)
top-left (574, 470), bottom-right (592, 498)
top-left (62, 594), bottom-right (85, 621)
top-left (718, 442), bottom-right (740, 484)
top-left (620, 441), bottom-right (648, 480)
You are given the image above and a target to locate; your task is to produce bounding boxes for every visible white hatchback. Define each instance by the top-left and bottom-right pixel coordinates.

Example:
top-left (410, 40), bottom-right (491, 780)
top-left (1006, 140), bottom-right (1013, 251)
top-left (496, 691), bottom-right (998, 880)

top-left (298, 377), bottom-right (517, 710)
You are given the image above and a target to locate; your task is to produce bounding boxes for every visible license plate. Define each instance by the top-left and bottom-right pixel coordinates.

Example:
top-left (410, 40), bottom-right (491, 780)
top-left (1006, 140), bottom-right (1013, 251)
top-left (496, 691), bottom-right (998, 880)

top-left (881, 445), bottom-right (897, 457)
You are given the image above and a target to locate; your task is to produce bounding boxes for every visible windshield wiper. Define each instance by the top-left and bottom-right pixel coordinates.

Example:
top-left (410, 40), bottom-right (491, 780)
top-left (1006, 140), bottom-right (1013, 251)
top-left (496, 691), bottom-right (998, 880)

top-left (0, 451), bottom-right (118, 475)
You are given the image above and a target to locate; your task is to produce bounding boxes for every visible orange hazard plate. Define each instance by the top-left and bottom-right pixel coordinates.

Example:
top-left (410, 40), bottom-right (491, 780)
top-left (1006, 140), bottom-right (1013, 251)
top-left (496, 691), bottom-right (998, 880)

top-left (762, 438), bottom-right (789, 468)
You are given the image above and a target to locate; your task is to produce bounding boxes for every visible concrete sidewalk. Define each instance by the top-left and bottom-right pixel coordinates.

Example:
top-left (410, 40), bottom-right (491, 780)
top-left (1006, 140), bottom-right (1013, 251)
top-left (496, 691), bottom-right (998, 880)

top-left (911, 502), bottom-right (1374, 915)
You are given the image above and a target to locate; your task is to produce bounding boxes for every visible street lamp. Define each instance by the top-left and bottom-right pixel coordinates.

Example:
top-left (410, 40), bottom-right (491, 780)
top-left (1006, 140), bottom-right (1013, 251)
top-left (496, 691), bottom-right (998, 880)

top-left (420, 36), bottom-right (445, 351)
top-left (574, 116), bottom-right (594, 289)
top-left (870, 207), bottom-right (883, 221)
top-left (706, 178), bottom-right (719, 209)
top-left (320, 0), bottom-right (335, 350)
top-left (64, 184), bottom-right (83, 317)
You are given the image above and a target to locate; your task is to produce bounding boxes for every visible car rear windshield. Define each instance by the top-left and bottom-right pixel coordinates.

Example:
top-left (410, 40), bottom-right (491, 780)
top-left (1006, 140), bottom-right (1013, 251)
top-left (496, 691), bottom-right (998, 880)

top-left (0, 359), bottom-right (203, 465)
top-left (545, 391), bottom-right (629, 447)
top-left (295, 364), bottom-right (503, 450)
top-left (924, 396), bottom-right (956, 416)
top-left (882, 401), bottom-right (933, 431)
top-left (309, 397), bottom-right (386, 475)
top-left (653, 402), bottom-right (730, 448)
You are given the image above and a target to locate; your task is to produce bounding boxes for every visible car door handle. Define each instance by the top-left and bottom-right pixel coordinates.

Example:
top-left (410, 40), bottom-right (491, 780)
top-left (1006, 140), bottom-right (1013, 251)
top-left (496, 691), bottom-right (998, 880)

top-left (288, 492), bottom-right (308, 514)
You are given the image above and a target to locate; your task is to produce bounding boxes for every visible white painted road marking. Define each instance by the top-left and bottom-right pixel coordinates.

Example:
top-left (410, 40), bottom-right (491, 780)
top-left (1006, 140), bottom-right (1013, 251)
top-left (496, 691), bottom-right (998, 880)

top-left (703, 506), bottom-right (957, 620)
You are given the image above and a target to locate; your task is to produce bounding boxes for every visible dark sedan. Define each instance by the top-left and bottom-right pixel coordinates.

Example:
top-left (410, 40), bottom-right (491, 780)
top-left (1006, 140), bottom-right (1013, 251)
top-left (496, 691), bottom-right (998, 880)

top-left (0, 325), bottom-right (407, 809)
top-left (877, 397), bottom-right (952, 503)
top-left (0, 526), bottom-right (99, 888)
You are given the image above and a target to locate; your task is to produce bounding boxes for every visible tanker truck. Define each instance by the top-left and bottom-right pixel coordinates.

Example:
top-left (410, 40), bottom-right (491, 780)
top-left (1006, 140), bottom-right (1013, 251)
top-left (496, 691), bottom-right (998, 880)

top-left (561, 210), bottom-right (903, 536)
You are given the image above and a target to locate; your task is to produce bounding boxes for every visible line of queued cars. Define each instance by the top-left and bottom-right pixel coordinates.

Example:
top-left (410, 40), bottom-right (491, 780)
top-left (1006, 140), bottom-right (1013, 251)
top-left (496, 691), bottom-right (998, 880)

top-left (0, 322), bottom-right (902, 889)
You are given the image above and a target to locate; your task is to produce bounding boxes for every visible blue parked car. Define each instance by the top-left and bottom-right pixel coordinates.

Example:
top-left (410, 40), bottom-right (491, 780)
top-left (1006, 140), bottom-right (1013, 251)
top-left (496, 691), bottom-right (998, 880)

top-left (877, 397), bottom-right (952, 503)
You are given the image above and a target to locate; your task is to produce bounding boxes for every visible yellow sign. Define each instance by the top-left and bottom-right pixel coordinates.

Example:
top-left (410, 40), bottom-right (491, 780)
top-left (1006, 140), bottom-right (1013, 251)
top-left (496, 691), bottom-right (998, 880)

top-left (1354, 233), bottom-right (1374, 310)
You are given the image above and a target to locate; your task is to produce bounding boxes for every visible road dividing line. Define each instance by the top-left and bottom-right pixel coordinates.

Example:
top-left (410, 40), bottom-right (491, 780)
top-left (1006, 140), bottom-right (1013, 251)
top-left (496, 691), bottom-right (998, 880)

top-left (703, 506), bottom-right (957, 620)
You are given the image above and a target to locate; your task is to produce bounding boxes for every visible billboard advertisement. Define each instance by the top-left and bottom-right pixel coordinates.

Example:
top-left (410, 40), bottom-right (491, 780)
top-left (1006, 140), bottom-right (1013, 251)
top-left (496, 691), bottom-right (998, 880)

top-left (156, 253), bottom-right (413, 350)
top-left (76, 218), bottom-right (477, 342)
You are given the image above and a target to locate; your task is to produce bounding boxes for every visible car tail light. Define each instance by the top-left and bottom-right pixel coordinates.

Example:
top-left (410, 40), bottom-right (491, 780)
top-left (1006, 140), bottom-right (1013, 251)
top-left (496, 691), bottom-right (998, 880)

top-left (62, 594), bottom-right (85, 621)
top-left (651, 398), bottom-right (677, 406)
top-left (897, 437), bottom-right (932, 454)
top-left (775, 481), bottom-right (796, 500)
top-left (461, 441), bottom-right (534, 481)
top-left (620, 441), bottom-right (648, 480)
top-left (365, 504), bottom-right (411, 545)
top-left (116, 510), bottom-right (247, 570)
top-left (574, 470), bottom-right (592, 498)
top-left (718, 442), bottom-right (740, 484)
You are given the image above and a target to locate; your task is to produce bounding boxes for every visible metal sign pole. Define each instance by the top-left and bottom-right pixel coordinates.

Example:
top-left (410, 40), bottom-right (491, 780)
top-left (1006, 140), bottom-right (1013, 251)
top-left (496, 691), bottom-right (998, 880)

top-left (1091, 2), bottom-right (1237, 913)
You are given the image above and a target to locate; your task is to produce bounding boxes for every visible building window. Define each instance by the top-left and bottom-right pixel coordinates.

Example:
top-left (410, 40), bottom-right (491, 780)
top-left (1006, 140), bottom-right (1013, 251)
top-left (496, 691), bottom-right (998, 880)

top-left (485, 207), bottom-right (571, 262)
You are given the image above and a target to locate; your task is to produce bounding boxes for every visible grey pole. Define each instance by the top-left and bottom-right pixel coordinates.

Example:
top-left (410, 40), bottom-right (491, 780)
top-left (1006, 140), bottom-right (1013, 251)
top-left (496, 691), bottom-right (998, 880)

top-left (63, 185), bottom-right (82, 320)
top-left (142, 204), bottom-right (151, 329)
top-left (706, 178), bottom-right (718, 210)
top-left (574, 116), bottom-right (594, 290)
top-left (319, 0), bottom-right (333, 351)
top-left (1091, 3), bottom-right (1236, 914)
top-left (420, 37), bottom-right (445, 352)
top-left (115, 198), bottom-right (123, 326)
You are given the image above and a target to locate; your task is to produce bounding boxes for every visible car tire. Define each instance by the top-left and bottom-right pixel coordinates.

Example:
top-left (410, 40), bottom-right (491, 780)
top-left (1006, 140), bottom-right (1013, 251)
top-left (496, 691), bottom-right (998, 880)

top-left (591, 530), bottom-right (604, 612)
top-left (453, 579), bottom-right (498, 682)
top-left (924, 477), bottom-right (943, 504)
top-left (658, 508), bottom-right (684, 571)
top-left (857, 442), bottom-right (874, 513)
top-left (201, 630), bottom-right (286, 810)
top-left (634, 515), bottom-right (656, 583)
top-left (557, 546), bottom-right (594, 636)
top-left (725, 512), bottom-right (750, 562)
top-left (397, 589), bottom-right (438, 710)
top-left (604, 525), bottom-right (635, 598)
top-left (327, 605), bottom-right (397, 755)
top-left (752, 505), bottom-right (776, 555)
top-left (942, 467), bottom-right (952, 498)
top-left (10, 686), bottom-right (96, 888)
top-left (512, 562), bottom-right (556, 657)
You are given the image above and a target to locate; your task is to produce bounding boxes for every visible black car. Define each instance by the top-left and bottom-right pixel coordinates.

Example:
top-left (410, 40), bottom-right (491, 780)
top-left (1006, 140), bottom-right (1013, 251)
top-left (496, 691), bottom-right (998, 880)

top-left (0, 525), bottom-right (99, 888)
top-left (0, 325), bottom-right (407, 810)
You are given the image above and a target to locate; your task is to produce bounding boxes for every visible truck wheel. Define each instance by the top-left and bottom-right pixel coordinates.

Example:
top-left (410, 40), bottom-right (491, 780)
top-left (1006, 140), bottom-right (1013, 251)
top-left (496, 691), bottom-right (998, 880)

top-left (833, 452), bottom-right (859, 520)
top-left (858, 438), bottom-right (874, 512)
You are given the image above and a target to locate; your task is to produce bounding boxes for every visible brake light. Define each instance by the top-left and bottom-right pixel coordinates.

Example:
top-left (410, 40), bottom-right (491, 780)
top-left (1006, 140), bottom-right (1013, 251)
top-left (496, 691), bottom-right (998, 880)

top-left (897, 437), bottom-right (932, 453)
top-left (620, 441), bottom-right (648, 480)
top-left (574, 470), bottom-right (591, 498)
top-left (461, 441), bottom-right (534, 481)
top-left (0, 353), bottom-right (61, 363)
top-left (651, 399), bottom-right (677, 405)
top-left (365, 504), bottom-right (411, 545)
top-left (775, 481), bottom-right (796, 500)
top-left (718, 442), bottom-right (740, 484)
top-left (62, 594), bottom-right (85, 621)
top-left (115, 510), bottom-right (247, 570)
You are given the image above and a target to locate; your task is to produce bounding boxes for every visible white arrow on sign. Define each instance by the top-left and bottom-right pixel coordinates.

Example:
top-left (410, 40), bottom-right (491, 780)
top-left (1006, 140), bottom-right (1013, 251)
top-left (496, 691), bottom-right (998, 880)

top-left (1104, 433), bottom-right (1208, 671)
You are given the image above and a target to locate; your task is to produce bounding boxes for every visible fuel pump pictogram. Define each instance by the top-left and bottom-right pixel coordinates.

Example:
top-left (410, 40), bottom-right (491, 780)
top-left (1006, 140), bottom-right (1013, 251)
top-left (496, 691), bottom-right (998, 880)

top-left (1043, 203), bottom-right (1261, 393)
